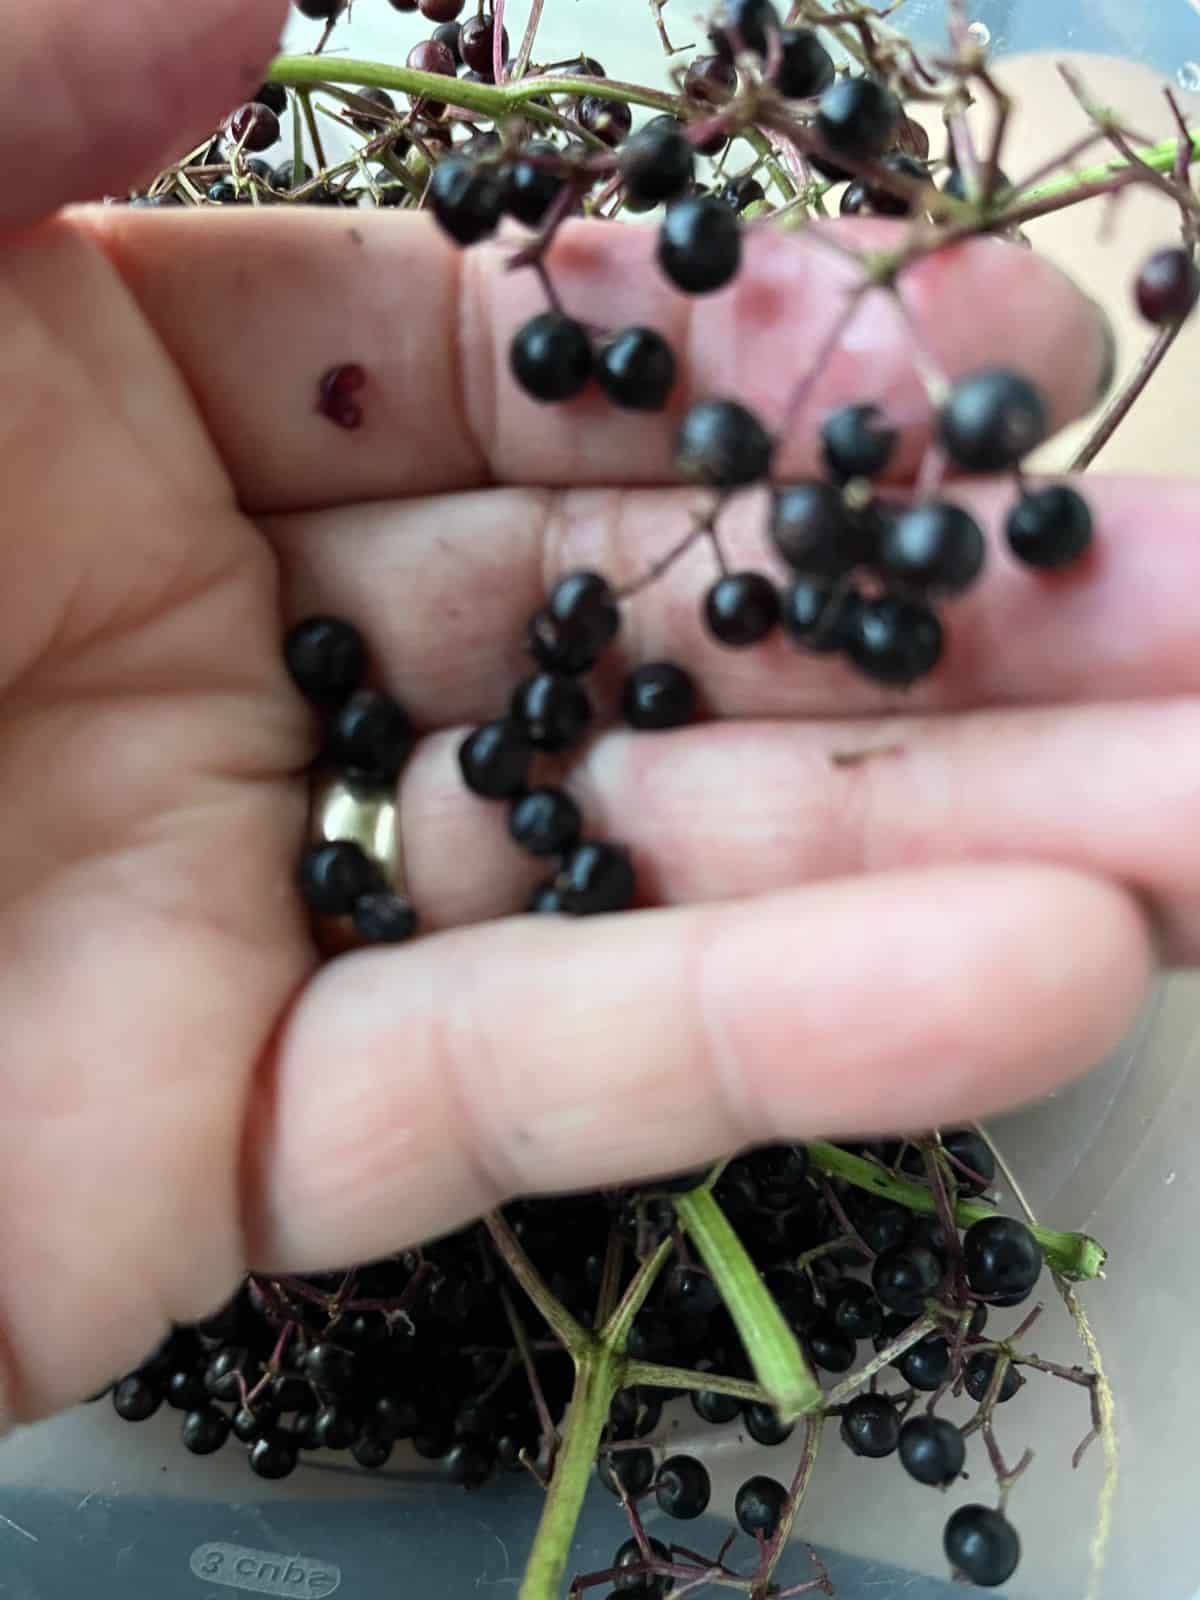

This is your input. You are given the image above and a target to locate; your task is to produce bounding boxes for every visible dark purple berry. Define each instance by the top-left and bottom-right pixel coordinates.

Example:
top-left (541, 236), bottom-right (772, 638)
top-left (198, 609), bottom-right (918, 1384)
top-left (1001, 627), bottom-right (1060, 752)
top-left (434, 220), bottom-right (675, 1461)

top-left (780, 576), bottom-right (861, 653)
top-left (459, 719), bottom-right (534, 798)
top-left (182, 1406), bottom-right (230, 1456)
top-left (899, 1415), bottom-right (965, 1487)
top-left (852, 152), bottom-right (930, 216)
top-left (655, 1455), bottom-right (711, 1519)
top-left (546, 570), bottom-right (620, 659)
top-left (944, 1505), bottom-right (1021, 1588)
top-left (941, 1129), bottom-right (996, 1194)
top-left (807, 1320), bottom-right (856, 1373)
top-left (351, 1426), bottom-right (393, 1470)
top-left (351, 893), bottom-right (417, 943)
top-left (509, 788), bottom-right (583, 855)
top-left (622, 661), bottom-right (696, 729)
top-left (710, 0), bottom-right (780, 60)
top-left (717, 174), bottom-right (765, 211)
top-left (557, 841), bottom-right (636, 915)
top-left (296, 0), bottom-right (344, 14)
top-left (815, 77), bottom-right (899, 162)
top-left (232, 1403), bottom-right (277, 1443)
top-left (840, 1393), bottom-right (900, 1458)
top-left (459, 12), bottom-right (507, 72)
top-left (249, 1435), bottom-right (298, 1480)
top-left (599, 1445), bottom-right (655, 1497)
top-left (871, 1244), bottom-right (942, 1317)
top-left (597, 327), bottom-right (677, 410)
top-left (685, 53), bottom-right (737, 104)
top-left (770, 481), bottom-right (862, 573)
top-left (328, 691), bottom-right (414, 783)
top-left (113, 1373), bottom-right (163, 1422)
top-left (963, 1216), bottom-right (1043, 1304)
top-left (429, 156), bottom-right (505, 244)
top-left (613, 1536), bottom-right (671, 1594)
top-left (735, 1474), bottom-right (787, 1539)
top-left (704, 572), bottom-right (780, 647)
top-left (227, 103), bottom-right (280, 152)
top-left (166, 1368), bottom-right (208, 1411)
top-left (820, 403), bottom-right (898, 483)
top-left (938, 368), bottom-right (1047, 472)
top-left (511, 673), bottom-right (592, 752)
top-left (675, 398), bottom-right (773, 487)
top-left (527, 879), bottom-right (563, 913)
top-left (406, 38), bottom-right (457, 113)
top-left (1005, 485), bottom-right (1093, 570)
top-left (1134, 245), bottom-right (1200, 324)
top-left (302, 1343), bottom-right (356, 1392)
top-left (846, 594), bottom-right (944, 686)
top-left (963, 1351), bottom-right (1022, 1405)
top-left (691, 1386), bottom-right (741, 1424)
top-left (297, 842), bottom-right (382, 917)
top-left (658, 195), bottom-right (741, 293)
top-left (510, 311), bottom-right (593, 402)
top-left (898, 1334), bottom-right (951, 1391)
top-left (579, 95), bottom-right (633, 147)
top-left (827, 1279), bottom-right (882, 1341)
top-left (619, 121), bottom-right (695, 206)
top-left (743, 1401), bottom-right (794, 1446)
top-left (877, 501), bottom-right (986, 596)
top-left (609, 1385), bottom-right (663, 1439)
top-left (285, 616), bottom-right (367, 708)
top-left (204, 1348), bottom-right (248, 1403)
top-left (255, 82), bottom-right (288, 116)
top-left (419, 0), bottom-right (465, 20)
top-left (504, 141), bottom-right (565, 226)
top-left (777, 28), bottom-right (835, 98)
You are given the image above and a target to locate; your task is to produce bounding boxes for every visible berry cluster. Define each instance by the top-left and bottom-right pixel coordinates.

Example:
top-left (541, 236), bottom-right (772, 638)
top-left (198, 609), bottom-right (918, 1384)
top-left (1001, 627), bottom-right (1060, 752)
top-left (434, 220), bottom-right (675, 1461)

top-left (100, 1130), bottom-right (1063, 1594)
top-left (111, 0), bottom-right (1193, 1591)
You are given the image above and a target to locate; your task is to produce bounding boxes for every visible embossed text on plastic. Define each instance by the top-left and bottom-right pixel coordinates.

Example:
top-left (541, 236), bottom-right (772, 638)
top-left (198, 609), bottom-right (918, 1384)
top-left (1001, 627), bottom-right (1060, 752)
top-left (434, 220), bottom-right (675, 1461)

top-left (189, 1542), bottom-right (342, 1597)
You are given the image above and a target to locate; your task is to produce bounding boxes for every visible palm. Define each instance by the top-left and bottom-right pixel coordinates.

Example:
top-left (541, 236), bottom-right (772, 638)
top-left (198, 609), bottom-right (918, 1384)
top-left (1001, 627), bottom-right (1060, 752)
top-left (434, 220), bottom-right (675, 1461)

top-left (0, 173), bottom-right (1186, 1427)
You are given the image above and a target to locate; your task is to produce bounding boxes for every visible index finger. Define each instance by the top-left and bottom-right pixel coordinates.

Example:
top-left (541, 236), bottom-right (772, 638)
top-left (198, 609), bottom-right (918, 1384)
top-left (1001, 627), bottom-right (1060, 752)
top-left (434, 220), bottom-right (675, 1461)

top-left (87, 210), bottom-right (1114, 513)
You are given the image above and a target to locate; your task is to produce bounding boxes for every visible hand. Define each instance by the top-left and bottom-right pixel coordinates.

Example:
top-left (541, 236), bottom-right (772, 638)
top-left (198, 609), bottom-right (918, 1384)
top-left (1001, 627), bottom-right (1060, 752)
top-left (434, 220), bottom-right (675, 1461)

top-left (0, 0), bottom-right (1182, 1432)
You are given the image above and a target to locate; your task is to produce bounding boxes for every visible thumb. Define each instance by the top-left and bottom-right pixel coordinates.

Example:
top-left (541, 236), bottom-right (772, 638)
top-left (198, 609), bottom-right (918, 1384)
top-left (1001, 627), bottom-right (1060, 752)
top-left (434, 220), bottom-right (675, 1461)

top-left (3, 0), bottom-right (291, 229)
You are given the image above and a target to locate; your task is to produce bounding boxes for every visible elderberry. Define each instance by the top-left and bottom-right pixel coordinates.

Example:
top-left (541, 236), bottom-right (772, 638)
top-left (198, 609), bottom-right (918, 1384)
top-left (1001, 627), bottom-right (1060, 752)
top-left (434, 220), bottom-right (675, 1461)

top-left (429, 158), bottom-right (506, 245)
top-left (597, 327), bottom-right (677, 410)
top-left (840, 1393), bottom-right (900, 1458)
top-left (510, 312), bottom-right (593, 402)
top-left (735, 1474), bottom-right (788, 1539)
top-left (657, 196), bottom-right (742, 294)
top-left (619, 121), bottom-right (695, 207)
top-left (820, 404), bottom-right (898, 483)
top-left (675, 398), bottom-right (773, 487)
top-left (944, 1505), bottom-right (1021, 1588)
top-left (622, 662), bottom-right (696, 729)
top-left (938, 369), bottom-right (1048, 472)
top-left (655, 1455), bottom-right (711, 1519)
top-left (899, 1415), bottom-right (965, 1487)
top-left (703, 572), bottom-right (780, 647)
top-left (1006, 486), bottom-right (1093, 570)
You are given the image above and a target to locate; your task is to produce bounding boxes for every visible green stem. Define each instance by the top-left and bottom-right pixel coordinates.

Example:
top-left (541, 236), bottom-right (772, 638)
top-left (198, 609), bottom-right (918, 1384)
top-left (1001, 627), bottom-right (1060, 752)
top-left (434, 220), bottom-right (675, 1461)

top-left (519, 1349), bottom-right (620, 1600)
top-left (805, 1143), bottom-right (1107, 1281)
top-left (1016, 131), bottom-right (1200, 209)
top-left (600, 1235), bottom-right (675, 1351)
top-left (622, 1359), bottom-right (768, 1406)
top-left (267, 54), bottom-right (678, 123)
top-left (675, 1188), bottom-right (822, 1419)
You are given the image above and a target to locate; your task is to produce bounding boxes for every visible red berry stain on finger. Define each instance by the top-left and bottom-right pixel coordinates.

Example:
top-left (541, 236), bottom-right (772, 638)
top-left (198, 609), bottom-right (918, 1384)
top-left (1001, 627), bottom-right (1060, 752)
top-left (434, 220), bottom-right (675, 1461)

top-left (318, 364), bottom-right (368, 430)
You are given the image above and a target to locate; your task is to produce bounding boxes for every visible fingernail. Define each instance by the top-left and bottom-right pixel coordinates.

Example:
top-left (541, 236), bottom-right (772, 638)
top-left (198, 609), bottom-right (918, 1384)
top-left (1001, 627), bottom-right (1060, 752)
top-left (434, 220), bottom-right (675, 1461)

top-left (1088, 297), bottom-right (1119, 404)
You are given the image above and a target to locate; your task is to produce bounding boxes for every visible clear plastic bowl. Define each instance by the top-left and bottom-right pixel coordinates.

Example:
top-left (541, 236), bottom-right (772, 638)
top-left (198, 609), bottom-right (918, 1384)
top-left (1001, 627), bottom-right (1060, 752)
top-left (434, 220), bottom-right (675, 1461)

top-left (3, 6), bottom-right (1198, 1599)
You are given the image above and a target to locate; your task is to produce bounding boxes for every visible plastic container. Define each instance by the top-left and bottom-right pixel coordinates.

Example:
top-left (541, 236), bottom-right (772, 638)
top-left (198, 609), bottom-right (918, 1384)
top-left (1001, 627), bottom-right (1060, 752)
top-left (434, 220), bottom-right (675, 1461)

top-left (3, 7), bottom-right (1198, 1599)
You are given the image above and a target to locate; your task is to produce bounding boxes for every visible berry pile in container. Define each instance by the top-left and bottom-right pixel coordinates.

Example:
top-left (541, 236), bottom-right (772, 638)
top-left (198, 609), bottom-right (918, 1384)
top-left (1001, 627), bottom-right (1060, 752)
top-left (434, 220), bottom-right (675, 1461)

top-left (106, 0), bottom-right (1200, 1594)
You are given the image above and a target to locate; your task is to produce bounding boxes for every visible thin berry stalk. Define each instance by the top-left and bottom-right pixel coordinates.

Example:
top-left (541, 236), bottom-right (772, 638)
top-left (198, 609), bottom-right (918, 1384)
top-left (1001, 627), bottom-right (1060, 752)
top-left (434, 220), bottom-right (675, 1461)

top-left (805, 1141), bottom-right (1107, 1281)
top-left (820, 1314), bottom-right (937, 1409)
top-left (674, 1187), bottom-right (822, 1418)
top-left (751, 1415), bottom-right (825, 1600)
top-left (484, 1210), bottom-right (590, 1356)
top-left (599, 1234), bottom-right (675, 1350)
